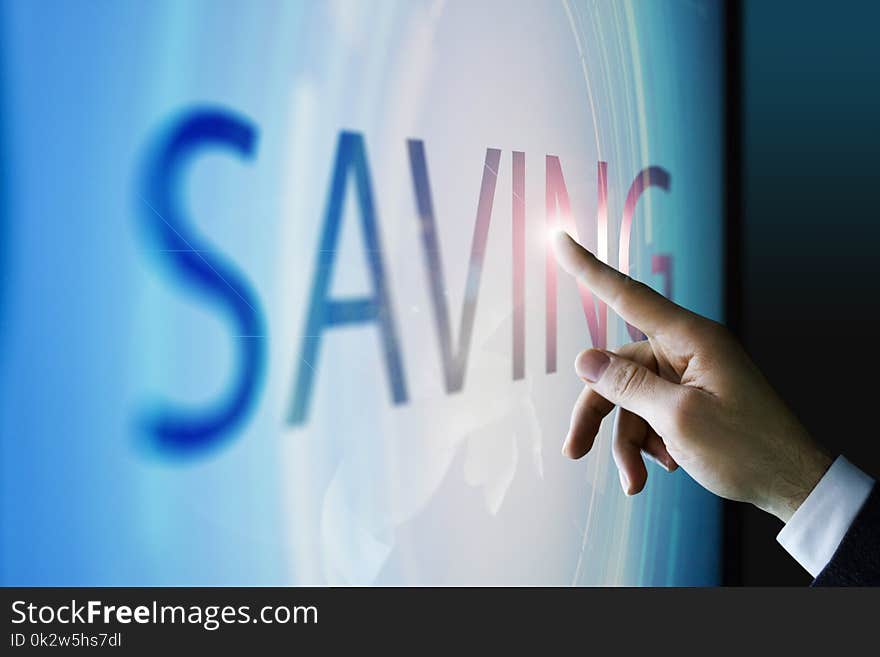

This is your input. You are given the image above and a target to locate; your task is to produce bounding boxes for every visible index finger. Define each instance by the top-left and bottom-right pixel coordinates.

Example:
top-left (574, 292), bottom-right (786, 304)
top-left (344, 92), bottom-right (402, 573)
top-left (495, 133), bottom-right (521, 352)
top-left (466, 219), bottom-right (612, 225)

top-left (552, 230), bottom-right (684, 336)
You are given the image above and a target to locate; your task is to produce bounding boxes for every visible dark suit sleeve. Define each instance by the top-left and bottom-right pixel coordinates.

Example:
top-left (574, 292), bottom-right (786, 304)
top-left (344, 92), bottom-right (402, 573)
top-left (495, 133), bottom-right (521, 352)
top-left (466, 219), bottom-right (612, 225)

top-left (813, 483), bottom-right (880, 586)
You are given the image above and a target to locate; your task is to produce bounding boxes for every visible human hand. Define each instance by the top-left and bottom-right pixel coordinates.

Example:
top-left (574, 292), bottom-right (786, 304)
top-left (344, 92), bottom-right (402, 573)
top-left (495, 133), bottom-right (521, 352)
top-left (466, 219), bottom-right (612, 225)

top-left (552, 231), bottom-right (831, 522)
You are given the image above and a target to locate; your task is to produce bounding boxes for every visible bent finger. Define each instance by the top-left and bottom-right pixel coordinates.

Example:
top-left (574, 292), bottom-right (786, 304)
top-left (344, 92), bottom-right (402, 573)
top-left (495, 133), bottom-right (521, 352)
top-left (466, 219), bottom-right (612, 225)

top-left (562, 341), bottom-right (655, 459)
top-left (642, 429), bottom-right (678, 472)
top-left (575, 348), bottom-right (683, 433)
top-left (612, 407), bottom-right (648, 495)
top-left (563, 384), bottom-right (612, 459)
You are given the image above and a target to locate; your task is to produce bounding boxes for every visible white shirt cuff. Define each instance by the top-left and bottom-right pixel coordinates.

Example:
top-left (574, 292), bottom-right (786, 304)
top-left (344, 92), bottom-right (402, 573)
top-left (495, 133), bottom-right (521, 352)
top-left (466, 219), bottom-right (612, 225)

top-left (777, 455), bottom-right (875, 577)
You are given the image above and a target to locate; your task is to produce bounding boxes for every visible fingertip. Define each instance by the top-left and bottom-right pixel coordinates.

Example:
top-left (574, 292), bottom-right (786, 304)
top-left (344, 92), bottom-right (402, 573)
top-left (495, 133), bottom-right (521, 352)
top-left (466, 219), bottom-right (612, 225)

top-left (618, 469), bottom-right (632, 495)
top-left (620, 469), bottom-right (647, 496)
top-left (645, 451), bottom-right (677, 473)
top-left (550, 228), bottom-right (573, 251)
top-left (562, 434), bottom-right (588, 460)
top-left (575, 349), bottom-right (611, 383)
top-left (643, 432), bottom-right (679, 473)
top-left (552, 231), bottom-right (595, 278)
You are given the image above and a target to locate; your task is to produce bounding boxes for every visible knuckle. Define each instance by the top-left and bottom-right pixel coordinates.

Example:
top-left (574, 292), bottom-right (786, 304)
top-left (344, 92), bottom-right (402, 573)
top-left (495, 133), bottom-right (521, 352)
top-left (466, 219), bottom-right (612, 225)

top-left (713, 324), bottom-right (742, 353)
top-left (689, 317), bottom-right (732, 345)
top-left (711, 320), bottom-right (733, 340)
top-left (610, 362), bottom-right (647, 401)
top-left (629, 278), bottom-right (652, 296)
top-left (613, 274), bottom-right (642, 311)
top-left (667, 388), bottom-right (704, 434)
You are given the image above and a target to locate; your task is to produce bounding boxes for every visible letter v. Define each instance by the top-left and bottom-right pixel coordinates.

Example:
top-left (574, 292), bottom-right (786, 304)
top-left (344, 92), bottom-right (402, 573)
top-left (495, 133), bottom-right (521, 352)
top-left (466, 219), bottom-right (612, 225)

top-left (407, 141), bottom-right (501, 393)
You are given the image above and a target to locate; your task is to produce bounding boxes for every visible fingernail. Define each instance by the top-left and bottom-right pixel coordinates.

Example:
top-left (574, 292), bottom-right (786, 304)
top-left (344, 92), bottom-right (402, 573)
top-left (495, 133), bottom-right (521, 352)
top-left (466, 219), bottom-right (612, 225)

top-left (619, 470), bottom-right (630, 495)
top-left (576, 350), bottom-right (610, 382)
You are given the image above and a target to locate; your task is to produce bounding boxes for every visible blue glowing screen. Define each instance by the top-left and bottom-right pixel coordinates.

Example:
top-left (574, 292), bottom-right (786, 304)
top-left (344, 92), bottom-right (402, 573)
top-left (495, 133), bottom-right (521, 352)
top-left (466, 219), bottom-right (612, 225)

top-left (1, 0), bottom-right (724, 585)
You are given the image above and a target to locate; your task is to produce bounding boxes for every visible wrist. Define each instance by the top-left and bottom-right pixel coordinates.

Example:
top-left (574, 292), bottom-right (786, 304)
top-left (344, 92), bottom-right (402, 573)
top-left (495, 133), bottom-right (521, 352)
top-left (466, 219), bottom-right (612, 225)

top-left (759, 442), bottom-right (832, 523)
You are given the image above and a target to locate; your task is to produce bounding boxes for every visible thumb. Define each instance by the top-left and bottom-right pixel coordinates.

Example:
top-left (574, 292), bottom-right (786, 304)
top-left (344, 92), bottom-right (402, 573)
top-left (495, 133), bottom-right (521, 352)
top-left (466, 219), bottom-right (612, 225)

top-left (575, 349), bottom-right (681, 433)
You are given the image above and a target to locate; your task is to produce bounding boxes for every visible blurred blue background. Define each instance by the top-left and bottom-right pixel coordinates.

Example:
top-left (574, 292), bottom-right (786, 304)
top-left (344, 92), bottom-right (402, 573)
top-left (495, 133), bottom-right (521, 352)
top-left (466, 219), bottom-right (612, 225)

top-left (0, 0), bottom-right (725, 585)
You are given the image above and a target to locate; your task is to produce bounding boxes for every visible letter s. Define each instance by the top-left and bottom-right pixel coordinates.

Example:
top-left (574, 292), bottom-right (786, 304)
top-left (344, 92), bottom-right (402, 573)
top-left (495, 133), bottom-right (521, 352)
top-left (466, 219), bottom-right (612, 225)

top-left (139, 108), bottom-right (266, 455)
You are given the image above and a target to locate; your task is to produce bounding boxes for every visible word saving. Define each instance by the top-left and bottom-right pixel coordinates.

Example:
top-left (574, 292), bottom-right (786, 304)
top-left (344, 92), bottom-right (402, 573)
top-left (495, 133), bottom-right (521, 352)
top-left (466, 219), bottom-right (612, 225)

top-left (140, 108), bottom-right (670, 454)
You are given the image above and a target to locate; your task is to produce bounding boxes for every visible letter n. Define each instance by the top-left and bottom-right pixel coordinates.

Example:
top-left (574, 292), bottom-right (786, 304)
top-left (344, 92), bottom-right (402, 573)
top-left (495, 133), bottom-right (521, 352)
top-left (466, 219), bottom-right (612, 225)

top-left (545, 157), bottom-right (607, 373)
